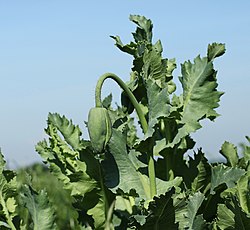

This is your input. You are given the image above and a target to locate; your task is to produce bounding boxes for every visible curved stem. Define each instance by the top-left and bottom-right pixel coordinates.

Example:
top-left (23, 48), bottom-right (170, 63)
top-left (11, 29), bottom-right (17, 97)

top-left (95, 73), bottom-right (156, 198)
top-left (95, 73), bottom-right (148, 133)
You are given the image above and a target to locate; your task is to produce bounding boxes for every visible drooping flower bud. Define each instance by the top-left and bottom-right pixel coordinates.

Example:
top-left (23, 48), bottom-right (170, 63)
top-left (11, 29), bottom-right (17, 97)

top-left (87, 107), bottom-right (112, 153)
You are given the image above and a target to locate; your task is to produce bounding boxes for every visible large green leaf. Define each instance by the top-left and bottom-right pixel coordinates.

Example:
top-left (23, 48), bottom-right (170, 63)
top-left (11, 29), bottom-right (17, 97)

top-left (104, 129), bottom-right (151, 200)
top-left (170, 44), bottom-right (224, 146)
top-left (145, 79), bottom-right (170, 140)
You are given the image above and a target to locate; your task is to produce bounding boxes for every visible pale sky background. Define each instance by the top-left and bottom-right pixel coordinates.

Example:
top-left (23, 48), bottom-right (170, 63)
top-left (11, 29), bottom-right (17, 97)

top-left (0, 1), bottom-right (249, 168)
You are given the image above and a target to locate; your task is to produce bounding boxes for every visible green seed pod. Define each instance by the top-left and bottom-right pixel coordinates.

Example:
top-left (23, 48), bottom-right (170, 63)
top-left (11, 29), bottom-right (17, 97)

top-left (87, 107), bottom-right (112, 153)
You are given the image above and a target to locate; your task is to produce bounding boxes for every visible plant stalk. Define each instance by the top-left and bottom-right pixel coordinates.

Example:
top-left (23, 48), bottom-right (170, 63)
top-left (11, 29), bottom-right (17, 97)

top-left (95, 73), bottom-right (157, 198)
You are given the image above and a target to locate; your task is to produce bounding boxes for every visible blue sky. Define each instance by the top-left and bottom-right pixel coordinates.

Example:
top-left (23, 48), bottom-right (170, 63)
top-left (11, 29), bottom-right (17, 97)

top-left (0, 1), bottom-right (249, 168)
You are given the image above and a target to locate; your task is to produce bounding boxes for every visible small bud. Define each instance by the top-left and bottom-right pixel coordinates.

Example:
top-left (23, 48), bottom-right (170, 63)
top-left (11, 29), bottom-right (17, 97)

top-left (87, 107), bottom-right (112, 153)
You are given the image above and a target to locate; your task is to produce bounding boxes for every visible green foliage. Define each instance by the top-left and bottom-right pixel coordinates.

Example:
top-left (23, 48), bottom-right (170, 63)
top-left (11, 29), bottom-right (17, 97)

top-left (0, 152), bottom-right (18, 230)
top-left (19, 184), bottom-right (56, 230)
top-left (0, 14), bottom-right (249, 229)
top-left (17, 164), bottom-right (77, 229)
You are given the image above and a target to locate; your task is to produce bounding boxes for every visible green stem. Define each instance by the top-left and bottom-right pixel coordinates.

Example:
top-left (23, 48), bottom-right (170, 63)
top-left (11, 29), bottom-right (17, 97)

top-left (95, 73), bottom-right (156, 198)
top-left (160, 119), bottom-right (174, 181)
top-left (95, 73), bottom-right (148, 133)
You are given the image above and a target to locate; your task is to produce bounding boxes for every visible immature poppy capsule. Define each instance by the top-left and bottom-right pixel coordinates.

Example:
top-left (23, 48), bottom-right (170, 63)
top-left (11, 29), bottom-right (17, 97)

top-left (87, 107), bottom-right (112, 153)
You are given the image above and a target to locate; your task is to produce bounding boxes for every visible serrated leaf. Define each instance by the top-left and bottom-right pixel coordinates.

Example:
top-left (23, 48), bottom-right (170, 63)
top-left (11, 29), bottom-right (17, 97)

top-left (142, 189), bottom-right (178, 230)
top-left (20, 185), bottom-right (56, 230)
top-left (145, 79), bottom-right (170, 139)
top-left (156, 177), bottom-right (182, 196)
top-left (142, 41), bottom-right (176, 94)
top-left (220, 141), bottom-right (239, 167)
top-left (143, 43), bottom-right (170, 80)
top-left (190, 150), bottom-right (211, 193)
top-left (47, 113), bottom-right (84, 151)
top-left (102, 93), bottom-right (113, 109)
top-left (170, 55), bottom-right (224, 147)
top-left (207, 43), bottom-right (226, 61)
top-left (175, 192), bottom-right (206, 230)
top-left (110, 35), bottom-right (136, 56)
top-left (186, 192), bottom-right (205, 229)
top-left (216, 204), bottom-right (235, 230)
top-left (210, 164), bottom-right (245, 194)
top-left (129, 15), bottom-right (153, 43)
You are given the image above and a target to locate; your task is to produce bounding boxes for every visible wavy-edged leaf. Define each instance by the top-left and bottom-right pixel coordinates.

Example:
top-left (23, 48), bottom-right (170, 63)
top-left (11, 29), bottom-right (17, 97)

top-left (216, 204), bottom-right (235, 230)
top-left (175, 192), bottom-right (206, 229)
top-left (220, 141), bottom-right (239, 167)
top-left (145, 79), bottom-right (170, 139)
top-left (19, 185), bottom-right (56, 230)
top-left (129, 15), bottom-right (153, 43)
top-left (111, 15), bottom-right (152, 59)
top-left (110, 35), bottom-right (136, 56)
top-left (210, 164), bottom-right (245, 194)
top-left (156, 177), bottom-right (182, 196)
top-left (171, 54), bottom-right (224, 147)
top-left (142, 188), bottom-right (178, 229)
top-left (190, 150), bottom-right (211, 193)
top-left (142, 42), bottom-right (176, 84)
top-left (186, 192), bottom-right (205, 229)
top-left (47, 112), bottom-right (85, 151)
top-left (207, 43), bottom-right (226, 61)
